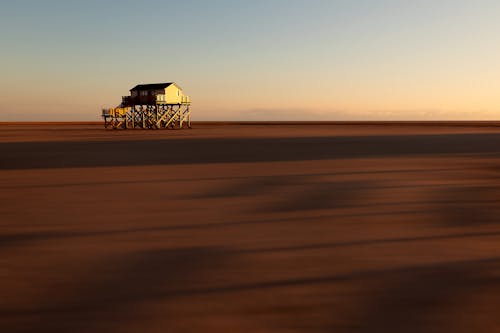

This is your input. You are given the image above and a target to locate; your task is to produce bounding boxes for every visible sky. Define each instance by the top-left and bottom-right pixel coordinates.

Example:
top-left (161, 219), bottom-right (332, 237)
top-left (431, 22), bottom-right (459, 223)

top-left (1, 0), bottom-right (500, 121)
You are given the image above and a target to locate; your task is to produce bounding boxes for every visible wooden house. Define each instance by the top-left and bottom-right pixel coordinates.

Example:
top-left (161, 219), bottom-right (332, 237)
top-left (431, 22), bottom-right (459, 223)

top-left (122, 82), bottom-right (190, 106)
top-left (102, 82), bottom-right (191, 130)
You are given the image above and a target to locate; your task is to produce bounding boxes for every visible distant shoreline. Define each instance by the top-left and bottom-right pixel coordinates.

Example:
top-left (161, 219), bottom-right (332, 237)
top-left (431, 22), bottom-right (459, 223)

top-left (1, 121), bottom-right (500, 127)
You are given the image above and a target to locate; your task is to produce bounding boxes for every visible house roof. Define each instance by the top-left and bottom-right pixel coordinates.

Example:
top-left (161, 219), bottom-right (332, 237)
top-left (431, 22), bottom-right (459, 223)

top-left (130, 83), bottom-right (174, 91)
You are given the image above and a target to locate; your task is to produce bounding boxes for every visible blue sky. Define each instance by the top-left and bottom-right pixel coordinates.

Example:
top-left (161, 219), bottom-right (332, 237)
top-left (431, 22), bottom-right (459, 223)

top-left (1, 0), bottom-right (500, 120)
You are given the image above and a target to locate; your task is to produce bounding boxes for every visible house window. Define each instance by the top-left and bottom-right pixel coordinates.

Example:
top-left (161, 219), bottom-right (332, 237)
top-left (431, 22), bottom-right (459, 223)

top-left (177, 90), bottom-right (180, 97)
top-left (140, 91), bottom-right (148, 97)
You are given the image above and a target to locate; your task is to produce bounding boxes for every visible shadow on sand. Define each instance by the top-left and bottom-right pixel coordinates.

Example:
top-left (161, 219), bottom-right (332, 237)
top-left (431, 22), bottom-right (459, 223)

top-left (2, 133), bottom-right (500, 170)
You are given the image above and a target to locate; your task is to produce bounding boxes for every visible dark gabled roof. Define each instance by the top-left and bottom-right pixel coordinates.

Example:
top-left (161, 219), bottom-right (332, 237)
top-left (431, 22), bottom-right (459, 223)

top-left (130, 83), bottom-right (174, 91)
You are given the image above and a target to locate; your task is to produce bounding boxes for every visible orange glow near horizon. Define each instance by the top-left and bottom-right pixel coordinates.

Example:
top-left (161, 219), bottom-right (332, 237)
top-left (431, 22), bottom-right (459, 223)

top-left (1, 1), bottom-right (500, 121)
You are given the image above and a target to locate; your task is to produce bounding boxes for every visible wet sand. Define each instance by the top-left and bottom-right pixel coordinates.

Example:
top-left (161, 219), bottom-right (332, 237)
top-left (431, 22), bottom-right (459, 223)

top-left (1, 122), bottom-right (500, 332)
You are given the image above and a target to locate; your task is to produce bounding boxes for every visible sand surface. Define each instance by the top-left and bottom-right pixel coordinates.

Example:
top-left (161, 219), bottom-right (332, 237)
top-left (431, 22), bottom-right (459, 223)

top-left (1, 122), bottom-right (500, 332)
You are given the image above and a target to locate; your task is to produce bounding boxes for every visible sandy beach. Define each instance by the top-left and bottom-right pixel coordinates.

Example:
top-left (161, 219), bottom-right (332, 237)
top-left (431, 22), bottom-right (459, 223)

top-left (1, 122), bottom-right (500, 332)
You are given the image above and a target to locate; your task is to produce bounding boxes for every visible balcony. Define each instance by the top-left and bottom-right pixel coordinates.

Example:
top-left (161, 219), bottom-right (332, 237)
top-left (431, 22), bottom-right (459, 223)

top-left (156, 95), bottom-right (191, 104)
top-left (120, 94), bottom-right (190, 106)
top-left (156, 94), bottom-right (167, 103)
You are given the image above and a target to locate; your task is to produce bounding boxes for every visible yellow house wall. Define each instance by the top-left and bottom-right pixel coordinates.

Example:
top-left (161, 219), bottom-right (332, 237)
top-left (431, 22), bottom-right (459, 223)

top-left (164, 83), bottom-right (189, 104)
